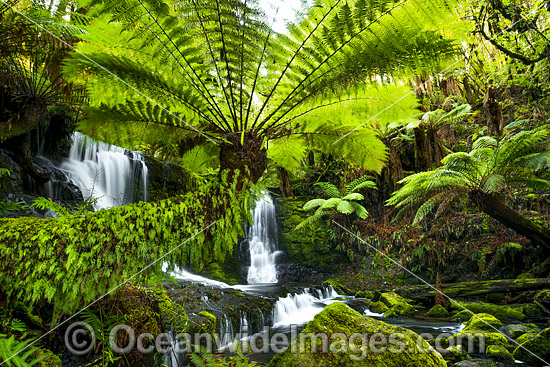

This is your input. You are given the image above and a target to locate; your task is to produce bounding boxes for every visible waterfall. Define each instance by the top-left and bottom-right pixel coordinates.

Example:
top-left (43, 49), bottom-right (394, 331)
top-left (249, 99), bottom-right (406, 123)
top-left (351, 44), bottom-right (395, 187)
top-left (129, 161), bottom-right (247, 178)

top-left (272, 286), bottom-right (340, 328)
top-left (246, 192), bottom-right (281, 284)
top-left (58, 132), bottom-right (148, 210)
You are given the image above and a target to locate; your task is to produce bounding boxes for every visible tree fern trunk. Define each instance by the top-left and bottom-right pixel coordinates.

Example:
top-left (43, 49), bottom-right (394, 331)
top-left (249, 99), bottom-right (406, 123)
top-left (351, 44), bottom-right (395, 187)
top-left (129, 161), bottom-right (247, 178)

top-left (471, 190), bottom-right (550, 252)
top-left (219, 132), bottom-right (267, 188)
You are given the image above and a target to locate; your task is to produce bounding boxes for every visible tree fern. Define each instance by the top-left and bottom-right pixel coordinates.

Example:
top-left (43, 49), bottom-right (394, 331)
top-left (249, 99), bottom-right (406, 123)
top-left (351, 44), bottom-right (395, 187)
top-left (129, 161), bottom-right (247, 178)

top-left (64, 0), bottom-right (459, 182)
top-left (388, 124), bottom-right (550, 251)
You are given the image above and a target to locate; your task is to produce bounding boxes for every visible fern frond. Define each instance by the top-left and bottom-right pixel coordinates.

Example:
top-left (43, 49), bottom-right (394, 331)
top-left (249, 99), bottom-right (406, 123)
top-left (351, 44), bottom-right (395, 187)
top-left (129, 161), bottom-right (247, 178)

top-left (315, 182), bottom-right (340, 198)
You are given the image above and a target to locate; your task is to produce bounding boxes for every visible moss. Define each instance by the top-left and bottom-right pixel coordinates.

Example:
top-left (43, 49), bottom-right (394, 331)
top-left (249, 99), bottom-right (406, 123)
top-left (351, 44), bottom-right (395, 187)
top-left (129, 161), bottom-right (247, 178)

top-left (444, 345), bottom-right (470, 363)
top-left (379, 292), bottom-right (415, 316)
top-left (464, 313), bottom-right (502, 332)
top-left (485, 345), bottom-right (514, 363)
top-left (453, 330), bottom-right (509, 351)
top-left (277, 197), bottom-right (339, 271)
top-left (516, 272), bottom-right (532, 279)
top-left (501, 324), bottom-right (538, 339)
top-left (355, 290), bottom-right (374, 299)
top-left (515, 332), bottom-right (536, 345)
top-left (35, 348), bottom-right (62, 367)
top-left (513, 327), bottom-right (550, 365)
top-left (427, 304), bottom-right (449, 318)
top-left (520, 303), bottom-right (543, 317)
top-left (452, 310), bottom-right (473, 322)
top-left (450, 301), bottom-right (525, 320)
top-left (267, 302), bottom-right (447, 367)
top-left (324, 278), bottom-right (353, 295)
top-left (369, 301), bottom-right (388, 313)
top-left (197, 311), bottom-right (217, 334)
top-left (484, 293), bottom-right (504, 304)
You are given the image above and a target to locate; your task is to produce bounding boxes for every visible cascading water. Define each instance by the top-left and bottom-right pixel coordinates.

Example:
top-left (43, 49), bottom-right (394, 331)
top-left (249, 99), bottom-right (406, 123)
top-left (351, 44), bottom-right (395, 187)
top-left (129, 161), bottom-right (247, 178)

top-left (272, 286), bottom-right (340, 328)
top-left (58, 132), bottom-right (148, 209)
top-left (246, 192), bottom-right (281, 284)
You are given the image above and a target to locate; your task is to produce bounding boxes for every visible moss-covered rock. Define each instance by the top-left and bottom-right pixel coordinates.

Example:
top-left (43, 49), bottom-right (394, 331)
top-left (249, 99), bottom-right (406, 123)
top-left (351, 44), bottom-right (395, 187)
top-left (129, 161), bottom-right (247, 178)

top-left (379, 292), bottom-right (415, 316)
top-left (515, 331), bottom-right (537, 345)
top-left (452, 310), bottom-right (473, 322)
top-left (197, 311), bottom-right (217, 334)
top-left (453, 330), bottom-right (509, 351)
top-left (267, 302), bottom-right (447, 367)
top-left (450, 301), bottom-right (525, 320)
top-left (513, 327), bottom-right (550, 365)
top-left (500, 324), bottom-right (538, 339)
top-left (369, 301), bottom-right (388, 313)
top-left (427, 304), bottom-right (449, 318)
top-left (520, 302), bottom-right (544, 317)
top-left (276, 196), bottom-right (339, 271)
top-left (464, 313), bottom-right (502, 332)
top-left (440, 345), bottom-right (470, 362)
top-left (323, 278), bottom-right (353, 295)
top-left (485, 345), bottom-right (514, 363)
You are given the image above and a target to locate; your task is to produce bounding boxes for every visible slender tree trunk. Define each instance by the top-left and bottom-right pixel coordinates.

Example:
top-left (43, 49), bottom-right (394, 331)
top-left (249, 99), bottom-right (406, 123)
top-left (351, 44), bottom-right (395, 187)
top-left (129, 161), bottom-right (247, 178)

top-left (279, 167), bottom-right (294, 198)
top-left (470, 190), bottom-right (550, 252)
top-left (484, 87), bottom-right (504, 136)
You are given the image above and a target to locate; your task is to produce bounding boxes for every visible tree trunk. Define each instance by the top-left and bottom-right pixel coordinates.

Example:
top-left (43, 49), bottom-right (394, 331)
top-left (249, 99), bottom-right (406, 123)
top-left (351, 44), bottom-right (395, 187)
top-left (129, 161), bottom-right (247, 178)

top-left (219, 131), bottom-right (267, 188)
top-left (470, 190), bottom-right (550, 251)
top-left (484, 87), bottom-right (504, 136)
top-left (279, 167), bottom-right (294, 198)
top-left (396, 278), bottom-right (550, 304)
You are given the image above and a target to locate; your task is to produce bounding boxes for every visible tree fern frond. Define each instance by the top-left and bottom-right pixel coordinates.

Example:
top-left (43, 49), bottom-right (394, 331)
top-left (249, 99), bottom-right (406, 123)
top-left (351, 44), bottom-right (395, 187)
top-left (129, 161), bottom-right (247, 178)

top-left (344, 175), bottom-right (376, 195)
top-left (342, 193), bottom-right (364, 201)
top-left (303, 198), bottom-right (327, 211)
top-left (337, 200), bottom-right (355, 215)
top-left (315, 182), bottom-right (340, 198)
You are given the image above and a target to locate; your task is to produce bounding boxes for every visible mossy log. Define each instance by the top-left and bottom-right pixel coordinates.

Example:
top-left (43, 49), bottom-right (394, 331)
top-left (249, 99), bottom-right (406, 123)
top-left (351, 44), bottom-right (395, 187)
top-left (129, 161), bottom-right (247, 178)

top-left (395, 278), bottom-right (550, 304)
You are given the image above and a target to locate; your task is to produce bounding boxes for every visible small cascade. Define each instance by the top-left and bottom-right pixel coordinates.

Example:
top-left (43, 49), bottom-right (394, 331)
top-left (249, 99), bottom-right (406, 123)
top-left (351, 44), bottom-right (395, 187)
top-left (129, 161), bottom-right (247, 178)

top-left (58, 132), bottom-right (148, 209)
top-left (246, 192), bottom-right (281, 284)
top-left (272, 286), bottom-right (340, 328)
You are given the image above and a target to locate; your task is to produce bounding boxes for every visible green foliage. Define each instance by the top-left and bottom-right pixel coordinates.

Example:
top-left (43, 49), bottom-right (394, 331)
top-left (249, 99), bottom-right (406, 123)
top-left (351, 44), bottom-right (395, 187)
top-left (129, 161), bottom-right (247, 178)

top-left (0, 171), bottom-right (253, 313)
top-left (296, 176), bottom-right (376, 230)
top-left (79, 309), bottom-right (123, 366)
top-left (63, 0), bottom-right (458, 173)
top-left (0, 335), bottom-right (46, 367)
top-left (189, 344), bottom-right (256, 367)
top-left (388, 124), bottom-right (550, 224)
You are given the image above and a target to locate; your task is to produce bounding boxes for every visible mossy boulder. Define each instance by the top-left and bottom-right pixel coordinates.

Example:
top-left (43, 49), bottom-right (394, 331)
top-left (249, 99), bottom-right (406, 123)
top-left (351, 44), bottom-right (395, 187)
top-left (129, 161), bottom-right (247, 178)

top-left (267, 302), bottom-right (447, 367)
top-left (440, 345), bottom-right (470, 363)
top-left (452, 310), bottom-right (473, 322)
top-left (485, 345), bottom-right (514, 363)
top-left (450, 301), bottom-right (525, 320)
top-left (499, 324), bottom-right (538, 339)
top-left (515, 331), bottom-right (537, 345)
top-left (323, 278), bottom-right (353, 295)
top-left (379, 292), bottom-right (415, 317)
top-left (453, 330), bottom-right (509, 351)
top-left (513, 327), bottom-right (550, 365)
top-left (369, 301), bottom-right (389, 314)
top-left (464, 313), bottom-right (502, 332)
top-left (520, 303), bottom-right (544, 317)
top-left (427, 304), bottom-right (449, 318)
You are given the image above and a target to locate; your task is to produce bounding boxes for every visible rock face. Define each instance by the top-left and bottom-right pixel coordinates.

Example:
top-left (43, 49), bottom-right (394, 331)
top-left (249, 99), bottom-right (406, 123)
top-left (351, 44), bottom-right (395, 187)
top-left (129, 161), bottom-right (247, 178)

top-left (268, 302), bottom-right (447, 367)
top-left (143, 155), bottom-right (189, 201)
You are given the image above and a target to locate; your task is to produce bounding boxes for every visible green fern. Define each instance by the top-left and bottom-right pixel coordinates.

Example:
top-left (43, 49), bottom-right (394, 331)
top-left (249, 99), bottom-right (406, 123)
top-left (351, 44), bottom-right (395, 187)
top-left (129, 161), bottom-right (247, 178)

top-left (296, 175), bottom-right (376, 230)
top-left (0, 335), bottom-right (46, 367)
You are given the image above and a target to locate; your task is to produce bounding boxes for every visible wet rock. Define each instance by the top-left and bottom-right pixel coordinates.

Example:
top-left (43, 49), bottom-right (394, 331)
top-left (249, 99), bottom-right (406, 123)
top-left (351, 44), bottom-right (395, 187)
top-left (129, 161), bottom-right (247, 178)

top-left (268, 302), bottom-right (447, 367)
top-left (143, 155), bottom-right (188, 201)
top-left (440, 345), bottom-right (470, 363)
top-left (485, 345), bottom-right (514, 363)
top-left (512, 327), bottom-right (550, 365)
top-left (427, 304), bottom-right (450, 318)
top-left (499, 324), bottom-right (537, 339)
top-left (378, 292), bottom-right (415, 317)
top-left (464, 313), bottom-right (502, 332)
top-left (454, 359), bottom-right (495, 367)
top-left (369, 301), bottom-right (388, 313)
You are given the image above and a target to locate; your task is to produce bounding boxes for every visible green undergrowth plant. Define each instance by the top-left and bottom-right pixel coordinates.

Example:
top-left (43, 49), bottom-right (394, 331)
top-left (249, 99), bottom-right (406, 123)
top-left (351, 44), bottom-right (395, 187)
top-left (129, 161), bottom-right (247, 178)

top-left (0, 170), bottom-right (254, 314)
top-left (0, 334), bottom-right (46, 367)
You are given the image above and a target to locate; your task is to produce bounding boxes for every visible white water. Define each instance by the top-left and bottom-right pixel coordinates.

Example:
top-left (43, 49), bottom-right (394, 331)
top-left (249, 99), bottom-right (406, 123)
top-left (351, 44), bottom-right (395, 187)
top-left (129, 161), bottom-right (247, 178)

top-left (247, 193), bottom-right (281, 284)
top-left (58, 132), bottom-right (148, 209)
top-left (272, 286), bottom-right (340, 327)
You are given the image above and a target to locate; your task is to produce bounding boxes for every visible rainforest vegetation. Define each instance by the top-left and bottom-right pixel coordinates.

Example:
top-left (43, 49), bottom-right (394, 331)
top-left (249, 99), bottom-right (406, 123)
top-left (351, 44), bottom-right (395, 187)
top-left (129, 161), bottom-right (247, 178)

top-left (1, 0), bottom-right (550, 365)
